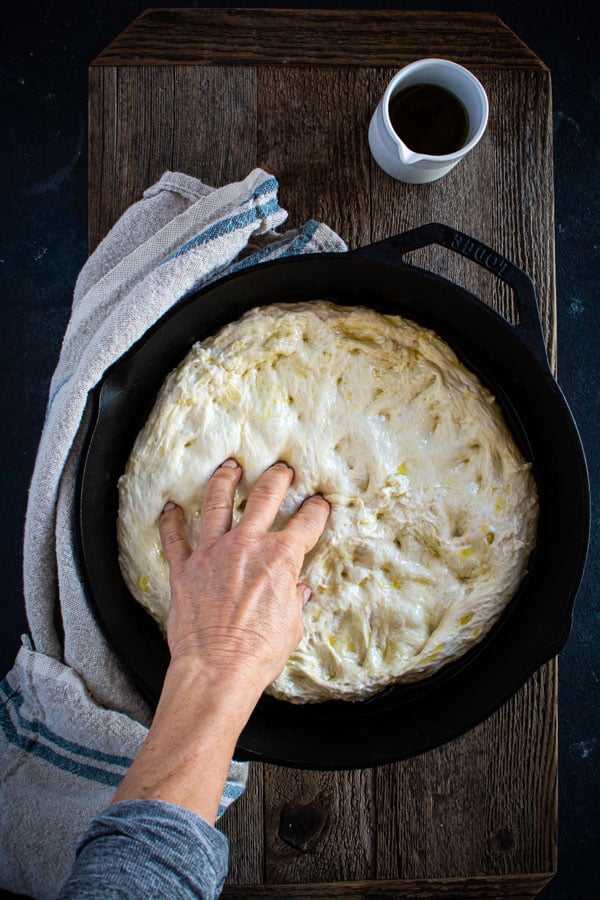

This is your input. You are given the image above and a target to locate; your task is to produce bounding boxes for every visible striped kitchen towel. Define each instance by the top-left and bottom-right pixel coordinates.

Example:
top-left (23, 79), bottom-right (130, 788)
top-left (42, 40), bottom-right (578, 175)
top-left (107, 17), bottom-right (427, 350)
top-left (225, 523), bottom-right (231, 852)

top-left (0, 169), bottom-right (346, 899)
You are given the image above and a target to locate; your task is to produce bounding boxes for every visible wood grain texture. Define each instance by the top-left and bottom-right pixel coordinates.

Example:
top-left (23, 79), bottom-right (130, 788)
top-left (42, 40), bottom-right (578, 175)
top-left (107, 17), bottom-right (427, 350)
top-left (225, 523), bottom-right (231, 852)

top-left (91, 9), bottom-right (546, 70)
top-left (257, 67), bottom-right (371, 249)
top-left (221, 871), bottom-right (554, 898)
top-left (89, 10), bottom-right (558, 896)
top-left (375, 664), bottom-right (558, 881)
top-left (88, 65), bottom-right (256, 251)
top-left (263, 766), bottom-right (376, 884)
top-left (219, 763), bottom-right (264, 884)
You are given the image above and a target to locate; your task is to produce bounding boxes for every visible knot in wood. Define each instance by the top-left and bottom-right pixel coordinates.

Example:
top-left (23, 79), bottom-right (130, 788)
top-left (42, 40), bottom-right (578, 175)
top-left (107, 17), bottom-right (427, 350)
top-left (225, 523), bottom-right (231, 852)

top-left (494, 827), bottom-right (516, 852)
top-left (278, 799), bottom-right (330, 852)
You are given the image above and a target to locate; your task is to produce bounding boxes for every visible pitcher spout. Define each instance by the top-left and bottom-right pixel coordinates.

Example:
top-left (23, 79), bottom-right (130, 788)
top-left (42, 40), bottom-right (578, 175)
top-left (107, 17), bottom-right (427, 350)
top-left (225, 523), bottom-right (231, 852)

top-left (397, 142), bottom-right (420, 165)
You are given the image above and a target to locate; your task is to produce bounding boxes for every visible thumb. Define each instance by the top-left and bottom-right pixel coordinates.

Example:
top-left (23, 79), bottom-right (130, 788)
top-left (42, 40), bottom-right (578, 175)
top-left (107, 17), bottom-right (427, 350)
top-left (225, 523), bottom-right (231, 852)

top-left (159, 502), bottom-right (191, 569)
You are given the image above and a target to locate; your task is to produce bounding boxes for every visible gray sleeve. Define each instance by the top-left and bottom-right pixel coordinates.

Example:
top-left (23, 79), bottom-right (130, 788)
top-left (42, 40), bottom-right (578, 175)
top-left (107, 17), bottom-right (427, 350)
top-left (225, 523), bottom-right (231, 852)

top-left (56, 799), bottom-right (229, 899)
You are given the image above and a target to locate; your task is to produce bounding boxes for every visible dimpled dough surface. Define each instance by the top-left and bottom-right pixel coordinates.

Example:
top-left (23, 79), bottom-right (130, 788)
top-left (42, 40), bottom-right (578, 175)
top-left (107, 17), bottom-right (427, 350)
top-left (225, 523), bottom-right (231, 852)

top-left (117, 301), bottom-right (538, 703)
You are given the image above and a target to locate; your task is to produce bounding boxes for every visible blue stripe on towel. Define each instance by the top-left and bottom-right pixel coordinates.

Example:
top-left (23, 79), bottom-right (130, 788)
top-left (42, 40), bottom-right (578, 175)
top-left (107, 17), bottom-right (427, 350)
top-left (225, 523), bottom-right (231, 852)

top-left (0, 689), bottom-right (125, 787)
top-left (286, 219), bottom-right (321, 254)
top-left (1, 678), bottom-right (245, 801)
top-left (216, 778), bottom-right (246, 817)
top-left (246, 176), bottom-right (279, 201)
top-left (0, 678), bottom-right (134, 778)
top-left (229, 219), bottom-right (322, 273)
top-left (164, 196), bottom-right (282, 264)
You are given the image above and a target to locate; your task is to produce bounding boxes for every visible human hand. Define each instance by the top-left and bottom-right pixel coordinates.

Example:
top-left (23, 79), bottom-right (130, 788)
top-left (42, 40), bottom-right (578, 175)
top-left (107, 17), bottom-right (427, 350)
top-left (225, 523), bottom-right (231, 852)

top-left (158, 460), bottom-right (330, 696)
top-left (113, 461), bottom-right (328, 822)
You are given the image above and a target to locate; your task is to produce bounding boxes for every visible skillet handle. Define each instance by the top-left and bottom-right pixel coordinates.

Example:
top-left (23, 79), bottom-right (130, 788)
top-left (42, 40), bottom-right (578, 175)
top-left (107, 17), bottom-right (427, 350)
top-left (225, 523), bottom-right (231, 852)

top-left (350, 223), bottom-right (549, 368)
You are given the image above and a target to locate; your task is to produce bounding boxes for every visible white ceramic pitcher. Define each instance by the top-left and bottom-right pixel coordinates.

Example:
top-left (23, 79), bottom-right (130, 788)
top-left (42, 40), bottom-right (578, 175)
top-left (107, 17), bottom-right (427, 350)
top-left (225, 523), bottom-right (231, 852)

top-left (368, 58), bottom-right (489, 184)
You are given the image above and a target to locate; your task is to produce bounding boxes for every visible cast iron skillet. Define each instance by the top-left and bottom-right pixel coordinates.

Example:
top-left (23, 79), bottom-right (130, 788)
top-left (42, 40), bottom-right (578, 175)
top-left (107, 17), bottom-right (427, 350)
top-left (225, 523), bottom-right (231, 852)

top-left (75, 223), bottom-right (590, 769)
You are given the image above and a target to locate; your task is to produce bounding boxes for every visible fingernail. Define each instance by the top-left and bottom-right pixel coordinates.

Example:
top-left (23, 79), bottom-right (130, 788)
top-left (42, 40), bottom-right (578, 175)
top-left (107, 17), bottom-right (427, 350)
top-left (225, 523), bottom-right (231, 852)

top-left (221, 458), bottom-right (240, 468)
top-left (162, 501), bottom-right (177, 513)
top-left (306, 494), bottom-right (330, 508)
top-left (271, 460), bottom-right (292, 470)
top-left (302, 587), bottom-right (312, 605)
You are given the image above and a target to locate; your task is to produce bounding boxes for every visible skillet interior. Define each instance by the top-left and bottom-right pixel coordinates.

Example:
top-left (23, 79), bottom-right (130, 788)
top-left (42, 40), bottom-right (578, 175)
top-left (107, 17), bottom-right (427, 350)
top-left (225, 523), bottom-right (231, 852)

top-left (76, 251), bottom-right (589, 768)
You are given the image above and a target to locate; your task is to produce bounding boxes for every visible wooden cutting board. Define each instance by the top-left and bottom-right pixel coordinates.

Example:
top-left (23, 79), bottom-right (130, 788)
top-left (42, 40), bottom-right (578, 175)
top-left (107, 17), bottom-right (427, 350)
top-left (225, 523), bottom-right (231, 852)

top-left (89, 10), bottom-right (557, 897)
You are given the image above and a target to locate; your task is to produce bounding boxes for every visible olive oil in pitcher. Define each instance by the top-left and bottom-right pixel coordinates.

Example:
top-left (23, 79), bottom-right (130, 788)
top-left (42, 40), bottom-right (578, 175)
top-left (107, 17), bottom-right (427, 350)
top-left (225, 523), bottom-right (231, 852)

top-left (388, 83), bottom-right (470, 156)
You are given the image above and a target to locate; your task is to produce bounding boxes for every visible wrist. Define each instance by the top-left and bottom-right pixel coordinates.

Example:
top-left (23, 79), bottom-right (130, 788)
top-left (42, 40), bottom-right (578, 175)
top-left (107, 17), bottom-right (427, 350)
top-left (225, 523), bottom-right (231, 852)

top-left (112, 655), bottom-right (260, 824)
top-left (162, 655), bottom-right (263, 730)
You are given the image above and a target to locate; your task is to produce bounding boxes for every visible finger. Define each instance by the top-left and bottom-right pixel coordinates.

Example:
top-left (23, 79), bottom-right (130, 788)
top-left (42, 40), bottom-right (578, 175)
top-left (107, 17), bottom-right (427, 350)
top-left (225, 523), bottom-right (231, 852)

top-left (281, 495), bottom-right (331, 555)
top-left (239, 462), bottom-right (294, 532)
top-left (159, 502), bottom-right (192, 569)
top-left (297, 583), bottom-right (312, 606)
top-left (200, 458), bottom-right (242, 545)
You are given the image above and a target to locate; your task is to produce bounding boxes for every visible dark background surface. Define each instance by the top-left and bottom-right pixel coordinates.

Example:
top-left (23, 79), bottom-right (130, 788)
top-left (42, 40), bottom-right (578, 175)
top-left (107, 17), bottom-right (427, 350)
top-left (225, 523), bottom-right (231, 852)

top-left (1, 1), bottom-right (598, 898)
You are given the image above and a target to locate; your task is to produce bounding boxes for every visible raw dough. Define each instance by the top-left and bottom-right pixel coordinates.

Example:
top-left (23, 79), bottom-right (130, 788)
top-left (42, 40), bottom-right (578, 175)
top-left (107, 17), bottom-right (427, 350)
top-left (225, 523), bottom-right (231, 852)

top-left (117, 301), bottom-right (538, 702)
